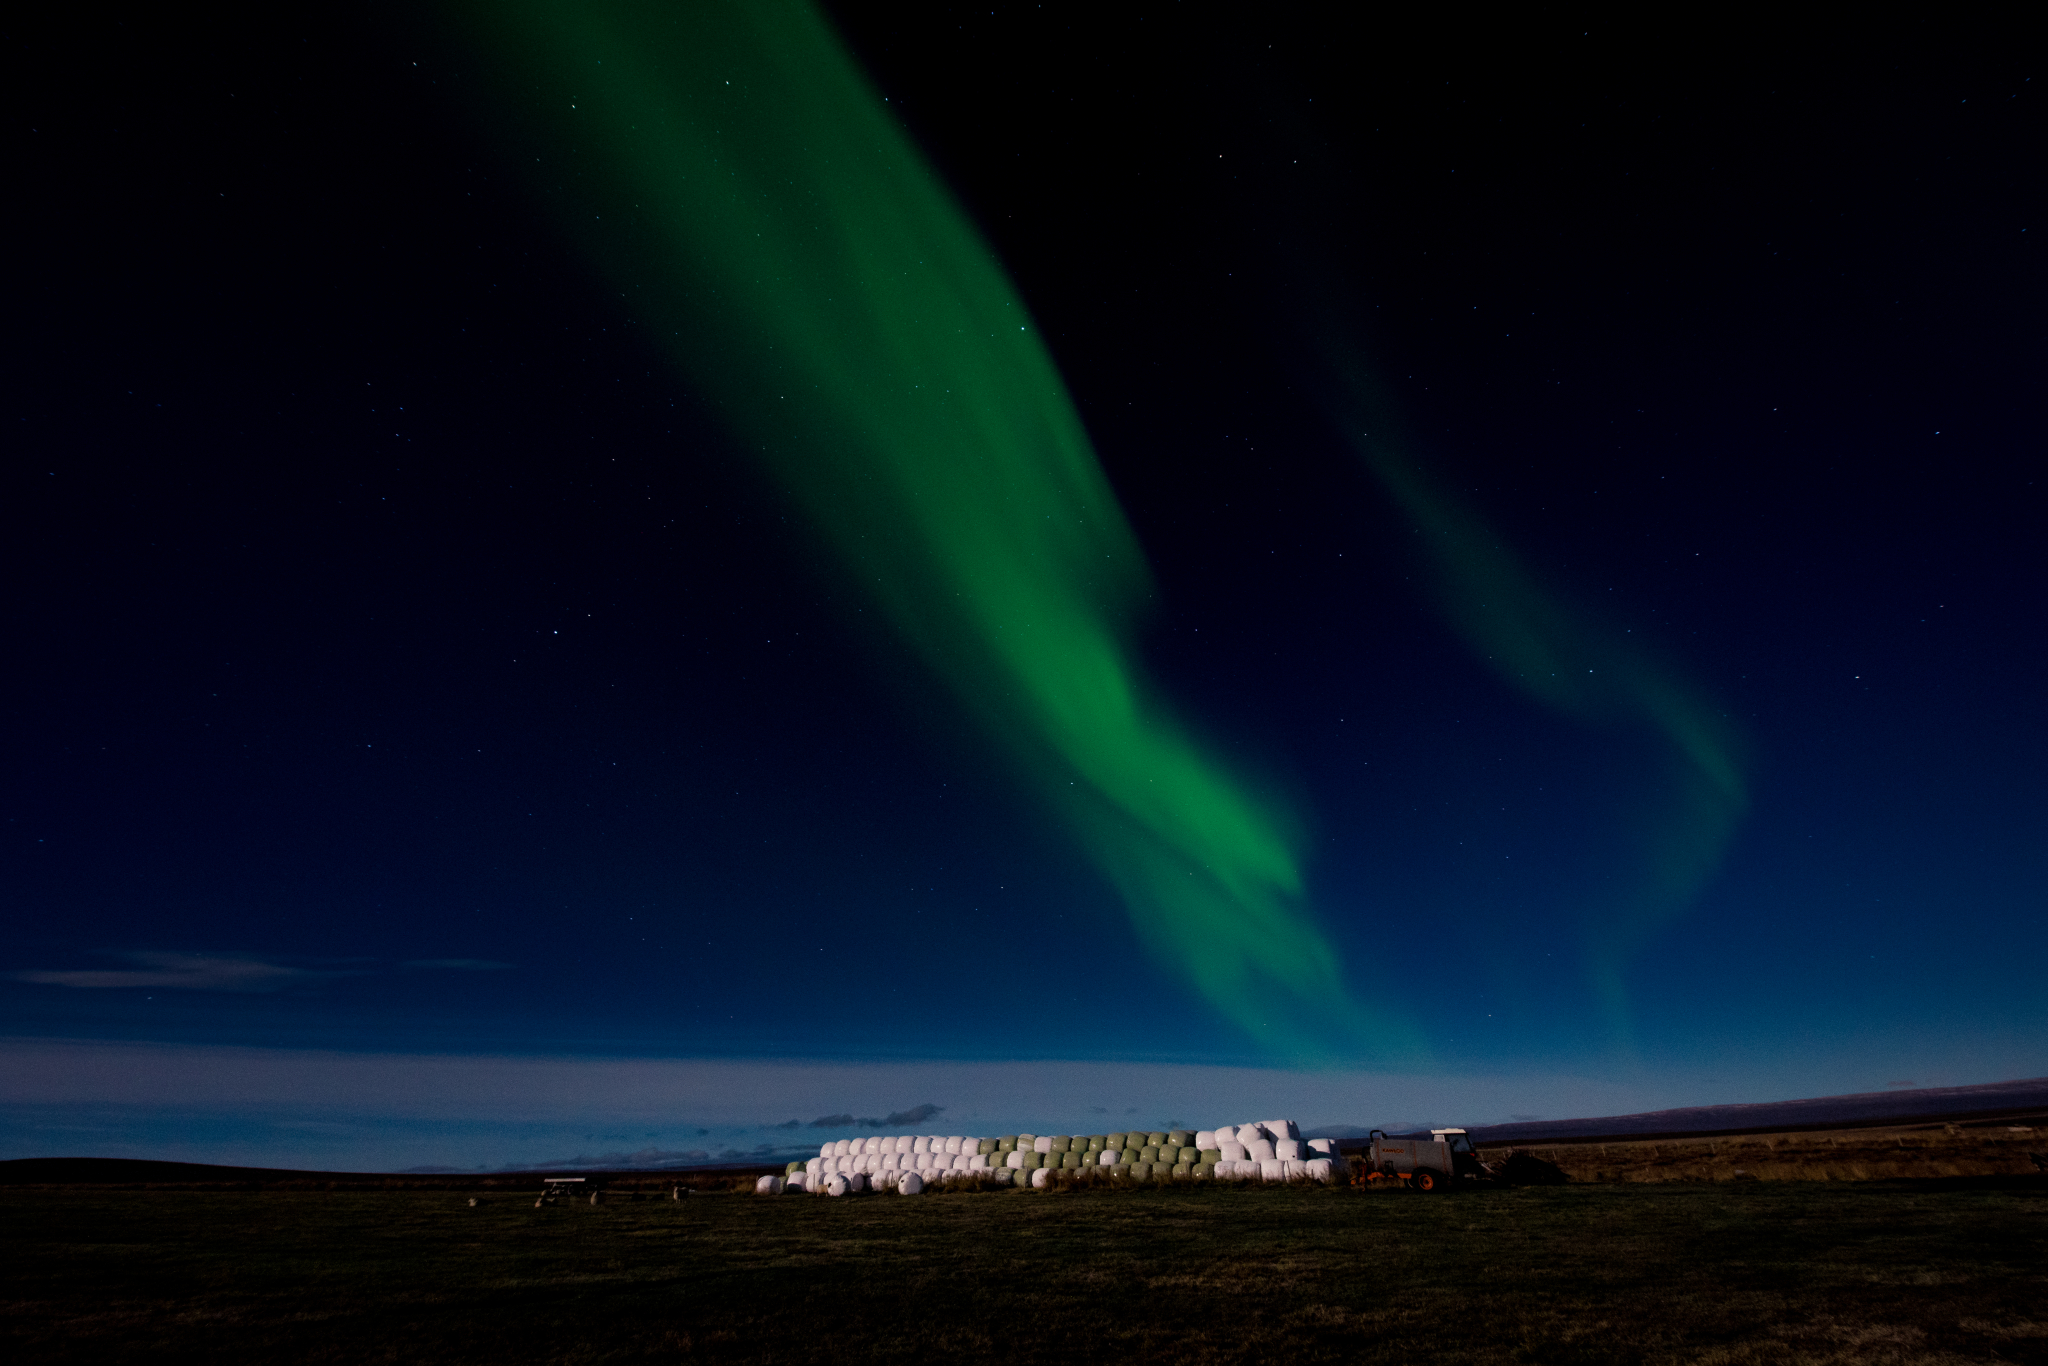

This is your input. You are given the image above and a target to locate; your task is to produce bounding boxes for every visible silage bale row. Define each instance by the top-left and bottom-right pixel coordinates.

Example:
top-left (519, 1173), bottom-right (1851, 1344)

top-left (767, 1121), bottom-right (1347, 1195)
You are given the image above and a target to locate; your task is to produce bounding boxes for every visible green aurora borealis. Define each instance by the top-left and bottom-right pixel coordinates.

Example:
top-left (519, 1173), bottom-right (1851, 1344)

top-left (449, 0), bottom-right (1392, 1056)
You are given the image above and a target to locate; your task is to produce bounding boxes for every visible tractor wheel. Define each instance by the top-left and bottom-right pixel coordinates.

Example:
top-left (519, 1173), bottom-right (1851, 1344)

top-left (1412, 1168), bottom-right (1449, 1193)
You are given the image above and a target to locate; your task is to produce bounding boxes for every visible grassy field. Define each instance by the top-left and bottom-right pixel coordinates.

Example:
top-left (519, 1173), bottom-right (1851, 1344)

top-left (4, 1179), bottom-right (2045, 1364)
top-left (1481, 1119), bottom-right (2046, 1185)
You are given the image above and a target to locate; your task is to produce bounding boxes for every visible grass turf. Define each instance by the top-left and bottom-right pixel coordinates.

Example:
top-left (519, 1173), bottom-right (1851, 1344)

top-left (3, 1181), bottom-right (2045, 1363)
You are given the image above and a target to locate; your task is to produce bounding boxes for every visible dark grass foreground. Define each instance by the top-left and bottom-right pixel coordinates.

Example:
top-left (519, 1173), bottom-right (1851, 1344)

top-left (4, 1181), bottom-right (2045, 1364)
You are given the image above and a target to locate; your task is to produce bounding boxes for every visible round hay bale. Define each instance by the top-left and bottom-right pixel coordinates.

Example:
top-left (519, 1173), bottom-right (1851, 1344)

top-left (899, 1172), bottom-right (924, 1195)
top-left (1145, 1131), bottom-right (1167, 1147)
top-left (1061, 1151), bottom-right (1081, 1169)
top-left (1030, 1167), bottom-right (1051, 1188)
top-left (1220, 1141), bottom-right (1247, 1161)
top-left (1199, 1148), bottom-right (1222, 1164)
top-left (1137, 1144), bottom-right (1159, 1163)
top-left (1259, 1159), bottom-right (1286, 1181)
top-left (940, 1136), bottom-right (959, 1154)
top-left (1275, 1139), bottom-right (1303, 1161)
top-left (977, 1138), bottom-right (996, 1155)
top-left (1107, 1132), bottom-right (1127, 1149)
top-left (804, 1158), bottom-right (821, 1174)
top-left (1086, 1135), bottom-right (1106, 1151)
top-left (1167, 1130), bottom-right (1192, 1148)
top-left (1032, 1135), bottom-right (1052, 1154)
top-left (756, 1175), bottom-right (783, 1194)
top-left (786, 1161), bottom-right (803, 1174)
top-left (1172, 1162), bottom-right (1191, 1178)
top-left (1116, 1147), bottom-right (1135, 1164)
top-left (1193, 1162), bottom-right (1215, 1180)
top-left (1304, 1158), bottom-right (1334, 1182)
top-left (1016, 1133), bottom-right (1036, 1149)
top-left (1248, 1138), bottom-right (1276, 1162)
top-left (1098, 1148), bottom-right (1118, 1166)
top-left (1264, 1119), bottom-right (1300, 1141)
top-left (826, 1174), bottom-right (849, 1196)
top-left (1281, 1160), bottom-right (1306, 1180)
top-left (1307, 1139), bottom-right (1335, 1155)
top-left (1195, 1130), bottom-right (1216, 1150)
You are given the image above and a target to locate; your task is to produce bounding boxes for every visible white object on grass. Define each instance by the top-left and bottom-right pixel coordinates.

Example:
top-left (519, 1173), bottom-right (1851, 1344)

top-left (1031, 1167), bottom-right (1051, 1188)
top-left (1260, 1159), bottom-right (1286, 1181)
top-left (755, 1175), bottom-right (783, 1194)
top-left (1275, 1139), bottom-right (1303, 1161)
top-left (899, 1172), bottom-right (924, 1195)
top-left (1248, 1138), bottom-right (1276, 1161)
top-left (1304, 1159), bottom-right (1334, 1182)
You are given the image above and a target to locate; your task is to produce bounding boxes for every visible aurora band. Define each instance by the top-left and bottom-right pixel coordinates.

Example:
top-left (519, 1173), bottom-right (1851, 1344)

top-left (442, 0), bottom-right (1399, 1057)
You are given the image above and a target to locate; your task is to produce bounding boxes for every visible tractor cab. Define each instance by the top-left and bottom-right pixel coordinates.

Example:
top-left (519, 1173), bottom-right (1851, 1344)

top-left (1431, 1129), bottom-right (1491, 1179)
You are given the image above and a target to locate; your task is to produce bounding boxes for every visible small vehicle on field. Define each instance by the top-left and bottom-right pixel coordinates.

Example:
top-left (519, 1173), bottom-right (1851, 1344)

top-left (1358, 1128), bottom-right (1494, 1191)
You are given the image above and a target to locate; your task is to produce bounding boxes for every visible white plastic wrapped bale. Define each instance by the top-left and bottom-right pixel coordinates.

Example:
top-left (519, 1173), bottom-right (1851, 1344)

top-left (1032, 1135), bottom-right (1053, 1153)
top-left (755, 1175), bottom-right (783, 1194)
top-left (1303, 1158), bottom-right (1334, 1182)
top-left (1275, 1139), bottom-right (1303, 1161)
top-left (1098, 1148), bottom-right (1119, 1166)
top-left (1006, 1150), bottom-right (1025, 1169)
top-left (947, 1136), bottom-right (965, 1154)
top-left (1031, 1167), bottom-right (1052, 1188)
top-left (804, 1158), bottom-right (822, 1175)
top-left (1248, 1138), bottom-right (1276, 1162)
top-left (1263, 1119), bottom-right (1300, 1141)
top-left (1195, 1130), bottom-right (1216, 1150)
top-left (1259, 1159), bottom-right (1286, 1181)
top-left (896, 1171), bottom-right (922, 1194)
top-left (1219, 1140), bottom-right (1247, 1161)
top-left (826, 1174), bottom-right (850, 1196)
top-left (1307, 1139), bottom-right (1336, 1156)
top-left (1281, 1160), bottom-right (1306, 1180)
top-left (784, 1172), bottom-right (806, 1191)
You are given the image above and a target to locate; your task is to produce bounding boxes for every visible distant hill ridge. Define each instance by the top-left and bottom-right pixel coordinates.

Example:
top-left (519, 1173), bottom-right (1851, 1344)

top-left (1306, 1076), bottom-right (2048, 1144)
top-left (8, 1077), bottom-right (2047, 1181)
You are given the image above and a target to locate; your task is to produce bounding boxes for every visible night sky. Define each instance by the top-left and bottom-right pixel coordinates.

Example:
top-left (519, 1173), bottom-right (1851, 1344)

top-left (6, 6), bottom-right (2042, 1170)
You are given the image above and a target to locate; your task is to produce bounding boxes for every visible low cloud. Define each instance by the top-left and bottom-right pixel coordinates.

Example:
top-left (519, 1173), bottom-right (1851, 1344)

top-left (807, 1102), bottom-right (947, 1130)
top-left (8, 951), bottom-right (513, 992)
top-left (8, 952), bottom-right (319, 993)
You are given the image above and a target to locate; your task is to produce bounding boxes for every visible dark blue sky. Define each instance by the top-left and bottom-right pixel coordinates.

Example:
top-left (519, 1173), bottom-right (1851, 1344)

top-left (4, 6), bottom-right (2042, 1165)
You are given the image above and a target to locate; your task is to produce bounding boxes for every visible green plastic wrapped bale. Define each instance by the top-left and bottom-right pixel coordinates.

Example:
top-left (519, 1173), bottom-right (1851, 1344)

top-left (1064, 1151), bottom-right (1083, 1169)
top-left (1139, 1144), bottom-right (1160, 1162)
top-left (998, 1137), bottom-right (1017, 1152)
top-left (1016, 1134), bottom-right (1036, 1148)
top-left (1168, 1130), bottom-right (1192, 1148)
top-left (1048, 1134), bottom-right (1070, 1152)
top-left (1172, 1162), bottom-right (1192, 1178)
top-left (1194, 1162), bottom-right (1216, 1180)
top-left (1199, 1148), bottom-right (1222, 1164)
top-left (786, 1161), bottom-right (803, 1174)
top-left (1019, 1150), bottom-right (1041, 1169)
top-left (1177, 1146), bottom-right (1199, 1164)
top-left (1116, 1147), bottom-right (1135, 1164)
top-left (1086, 1135), bottom-right (1106, 1151)
top-left (1147, 1132), bottom-right (1169, 1147)
top-left (978, 1138), bottom-right (997, 1155)
top-left (1106, 1132), bottom-right (1127, 1149)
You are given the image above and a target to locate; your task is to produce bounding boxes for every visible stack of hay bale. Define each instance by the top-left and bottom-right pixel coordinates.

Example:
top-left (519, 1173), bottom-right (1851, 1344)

top-left (774, 1121), bottom-right (1345, 1193)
